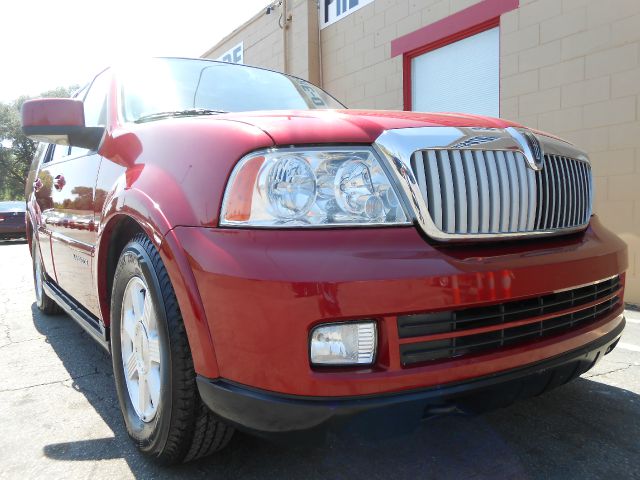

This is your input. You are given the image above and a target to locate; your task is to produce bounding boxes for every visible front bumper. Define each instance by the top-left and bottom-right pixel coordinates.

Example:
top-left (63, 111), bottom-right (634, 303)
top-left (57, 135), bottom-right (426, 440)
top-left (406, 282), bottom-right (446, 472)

top-left (0, 224), bottom-right (26, 238)
top-left (174, 215), bottom-right (627, 398)
top-left (197, 315), bottom-right (624, 438)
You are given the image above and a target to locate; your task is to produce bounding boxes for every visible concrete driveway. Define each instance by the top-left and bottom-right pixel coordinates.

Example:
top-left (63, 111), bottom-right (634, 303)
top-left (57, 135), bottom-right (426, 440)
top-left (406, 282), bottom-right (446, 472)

top-left (0, 240), bottom-right (638, 479)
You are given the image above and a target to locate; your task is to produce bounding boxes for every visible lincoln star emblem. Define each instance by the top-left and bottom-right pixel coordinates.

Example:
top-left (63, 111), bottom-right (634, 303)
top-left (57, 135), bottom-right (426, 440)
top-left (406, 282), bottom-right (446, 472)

top-left (506, 127), bottom-right (544, 171)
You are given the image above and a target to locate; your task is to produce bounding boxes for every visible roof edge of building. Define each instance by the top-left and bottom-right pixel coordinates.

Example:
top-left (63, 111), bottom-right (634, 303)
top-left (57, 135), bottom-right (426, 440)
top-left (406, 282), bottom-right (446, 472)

top-left (200, 6), bottom-right (267, 58)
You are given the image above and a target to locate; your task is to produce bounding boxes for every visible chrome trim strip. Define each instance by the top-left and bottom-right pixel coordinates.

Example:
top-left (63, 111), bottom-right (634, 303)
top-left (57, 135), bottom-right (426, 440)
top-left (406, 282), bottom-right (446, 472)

top-left (43, 279), bottom-right (109, 351)
top-left (373, 126), bottom-right (591, 242)
top-left (553, 273), bottom-right (620, 295)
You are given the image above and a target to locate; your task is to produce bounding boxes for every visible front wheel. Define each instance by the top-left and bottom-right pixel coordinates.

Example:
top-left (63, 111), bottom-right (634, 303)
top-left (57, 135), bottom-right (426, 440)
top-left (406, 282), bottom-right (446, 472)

top-left (110, 234), bottom-right (233, 464)
top-left (32, 238), bottom-right (61, 314)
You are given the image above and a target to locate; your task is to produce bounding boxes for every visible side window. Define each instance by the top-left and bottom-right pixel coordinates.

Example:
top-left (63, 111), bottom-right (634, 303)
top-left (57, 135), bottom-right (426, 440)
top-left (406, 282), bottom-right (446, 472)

top-left (69, 145), bottom-right (90, 158)
top-left (83, 69), bottom-right (111, 127)
top-left (45, 145), bottom-right (71, 164)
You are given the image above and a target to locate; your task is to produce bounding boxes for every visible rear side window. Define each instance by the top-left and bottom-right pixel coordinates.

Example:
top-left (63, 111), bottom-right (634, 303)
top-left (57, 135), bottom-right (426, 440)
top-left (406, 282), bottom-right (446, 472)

top-left (45, 145), bottom-right (70, 164)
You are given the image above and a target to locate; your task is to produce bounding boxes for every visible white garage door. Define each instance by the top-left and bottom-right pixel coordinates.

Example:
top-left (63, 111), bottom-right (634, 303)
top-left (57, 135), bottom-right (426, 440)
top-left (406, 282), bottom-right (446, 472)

top-left (411, 27), bottom-right (500, 117)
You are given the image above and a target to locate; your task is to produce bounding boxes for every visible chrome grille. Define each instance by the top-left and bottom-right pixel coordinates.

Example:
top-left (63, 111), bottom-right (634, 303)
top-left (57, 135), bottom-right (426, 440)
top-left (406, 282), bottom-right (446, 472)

top-left (410, 150), bottom-right (592, 235)
top-left (535, 154), bottom-right (592, 230)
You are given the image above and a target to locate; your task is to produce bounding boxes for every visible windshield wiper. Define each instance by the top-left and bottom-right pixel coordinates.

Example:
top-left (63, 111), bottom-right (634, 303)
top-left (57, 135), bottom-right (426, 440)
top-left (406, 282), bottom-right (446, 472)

top-left (134, 108), bottom-right (228, 123)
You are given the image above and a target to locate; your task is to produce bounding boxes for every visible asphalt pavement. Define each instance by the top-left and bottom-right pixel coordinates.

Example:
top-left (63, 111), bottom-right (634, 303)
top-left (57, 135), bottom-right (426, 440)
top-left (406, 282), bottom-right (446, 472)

top-left (0, 239), bottom-right (638, 479)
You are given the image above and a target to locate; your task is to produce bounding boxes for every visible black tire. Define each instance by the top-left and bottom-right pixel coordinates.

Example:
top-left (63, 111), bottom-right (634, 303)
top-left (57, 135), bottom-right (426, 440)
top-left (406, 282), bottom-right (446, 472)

top-left (110, 234), bottom-right (233, 465)
top-left (32, 238), bottom-right (61, 314)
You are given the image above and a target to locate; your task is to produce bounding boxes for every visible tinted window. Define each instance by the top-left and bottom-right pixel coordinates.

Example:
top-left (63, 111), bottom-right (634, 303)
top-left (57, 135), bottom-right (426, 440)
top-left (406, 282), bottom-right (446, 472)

top-left (84, 69), bottom-right (111, 127)
top-left (69, 145), bottom-right (90, 158)
top-left (47, 145), bottom-right (70, 163)
top-left (121, 58), bottom-right (343, 122)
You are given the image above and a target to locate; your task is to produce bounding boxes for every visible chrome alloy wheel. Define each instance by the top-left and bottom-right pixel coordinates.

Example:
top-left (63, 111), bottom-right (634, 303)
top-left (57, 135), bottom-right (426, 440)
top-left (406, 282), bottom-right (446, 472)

top-left (120, 276), bottom-right (162, 422)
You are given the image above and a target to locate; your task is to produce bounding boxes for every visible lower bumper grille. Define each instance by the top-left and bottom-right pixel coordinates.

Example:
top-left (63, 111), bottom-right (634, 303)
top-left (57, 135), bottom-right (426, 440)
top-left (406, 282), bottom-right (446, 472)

top-left (398, 276), bottom-right (622, 367)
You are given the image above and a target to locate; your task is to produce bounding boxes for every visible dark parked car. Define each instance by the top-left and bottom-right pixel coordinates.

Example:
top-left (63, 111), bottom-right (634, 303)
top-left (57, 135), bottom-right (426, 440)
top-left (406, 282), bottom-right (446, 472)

top-left (21, 58), bottom-right (627, 465)
top-left (0, 201), bottom-right (26, 240)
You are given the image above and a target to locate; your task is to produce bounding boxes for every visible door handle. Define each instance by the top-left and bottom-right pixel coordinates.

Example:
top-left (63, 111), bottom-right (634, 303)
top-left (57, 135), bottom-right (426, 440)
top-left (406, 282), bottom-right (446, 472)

top-left (53, 174), bottom-right (66, 190)
top-left (33, 178), bottom-right (43, 192)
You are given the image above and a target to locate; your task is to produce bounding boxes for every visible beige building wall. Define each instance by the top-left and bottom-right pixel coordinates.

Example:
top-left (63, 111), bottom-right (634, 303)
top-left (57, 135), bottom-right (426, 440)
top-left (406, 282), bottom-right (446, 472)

top-left (203, 0), bottom-right (640, 302)
top-left (321, 0), bottom-right (482, 109)
top-left (201, 0), bottom-right (320, 84)
top-left (202, 7), bottom-right (283, 72)
top-left (499, 0), bottom-right (640, 303)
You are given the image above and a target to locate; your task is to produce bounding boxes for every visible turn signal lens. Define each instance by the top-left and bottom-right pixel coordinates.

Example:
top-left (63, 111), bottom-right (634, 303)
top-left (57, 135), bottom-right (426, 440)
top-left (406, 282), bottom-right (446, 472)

top-left (223, 156), bottom-right (265, 222)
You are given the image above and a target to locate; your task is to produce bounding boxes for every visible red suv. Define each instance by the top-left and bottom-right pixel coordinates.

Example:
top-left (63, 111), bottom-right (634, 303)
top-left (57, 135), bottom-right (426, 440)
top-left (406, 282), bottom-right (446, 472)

top-left (22, 58), bottom-right (627, 465)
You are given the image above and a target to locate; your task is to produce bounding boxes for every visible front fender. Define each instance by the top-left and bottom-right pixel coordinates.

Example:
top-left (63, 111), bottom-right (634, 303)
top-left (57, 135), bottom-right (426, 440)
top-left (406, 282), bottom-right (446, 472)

top-left (96, 187), bottom-right (220, 378)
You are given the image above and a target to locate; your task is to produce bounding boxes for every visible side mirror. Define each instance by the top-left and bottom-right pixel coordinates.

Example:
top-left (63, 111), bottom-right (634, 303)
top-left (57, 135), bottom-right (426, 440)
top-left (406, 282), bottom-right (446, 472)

top-left (21, 98), bottom-right (105, 151)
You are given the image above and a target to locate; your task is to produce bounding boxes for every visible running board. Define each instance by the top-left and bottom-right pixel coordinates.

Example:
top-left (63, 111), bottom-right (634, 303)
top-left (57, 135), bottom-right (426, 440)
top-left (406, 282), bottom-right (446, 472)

top-left (43, 280), bottom-right (110, 352)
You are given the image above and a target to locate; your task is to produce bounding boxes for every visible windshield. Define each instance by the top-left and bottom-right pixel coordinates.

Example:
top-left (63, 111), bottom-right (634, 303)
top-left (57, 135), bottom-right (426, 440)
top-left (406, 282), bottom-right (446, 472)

top-left (0, 201), bottom-right (25, 212)
top-left (120, 58), bottom-right (344, 122)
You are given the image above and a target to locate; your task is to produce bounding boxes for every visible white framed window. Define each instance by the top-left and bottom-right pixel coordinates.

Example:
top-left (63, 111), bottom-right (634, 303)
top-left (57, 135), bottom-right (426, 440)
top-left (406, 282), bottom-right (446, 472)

top-left (217, 42), bottom-right (244, 64)
top-left (320, 0), bottom-right (374, 29)
top-left (411, 27), bottom-right (500, 117)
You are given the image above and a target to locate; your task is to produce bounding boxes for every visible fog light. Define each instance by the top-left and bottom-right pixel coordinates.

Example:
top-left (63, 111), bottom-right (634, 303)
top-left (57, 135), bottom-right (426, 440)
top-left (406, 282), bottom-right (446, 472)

top-left (310, 321), bottom-right (377, 366)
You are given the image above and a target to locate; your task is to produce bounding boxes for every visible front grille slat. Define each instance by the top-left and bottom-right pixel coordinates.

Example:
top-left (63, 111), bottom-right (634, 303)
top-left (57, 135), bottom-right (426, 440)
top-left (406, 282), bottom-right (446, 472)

top-left (484, 151), bottom-right (501, 232)
top-left (514, 150), bottom-right (528, 231)
top-left (398, 276), bottom-right (621, 366)
top-left (561, 157), bottom-right (569, 228)
top-left (462, 150), bottom-right (479, 233)
top-left (411, 149), bottom-right (592, 236)
top-left (568, 159), bottom-right (577, 226)
top-left (473, 151), bottom-right (490, 232)
top-left (576, 159), bottom-right (584, 224)
top-left (496, 151), bottom-right (511, 232)
top-left (451, 150), bottom-right (467, 233)
top-left (437, 151), bottom-right (456, 232)
top-left (549, 156), bottom-right (559, 228)
top-left (505, 152), bottom-right (520, 231)
top-left (526, 161), bottom-right (537, 230)
top-left (566, 158), bottom-right (575, 227)
top-left (586, 162), bottom-right (593, 221)
top-left (413, 151), bottom-right (429, 212)
top-left (554, 156), bottom-right (562, 228)
top-left (579, 161), bottom-right (587, 224)
top-left (542, 156), bottom-right (551, 229)
top-left (425, 150), bottom-right (443, 229)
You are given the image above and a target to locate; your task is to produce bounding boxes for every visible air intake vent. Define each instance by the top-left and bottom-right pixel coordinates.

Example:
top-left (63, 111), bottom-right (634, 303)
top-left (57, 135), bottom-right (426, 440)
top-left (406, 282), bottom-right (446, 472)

top-left (398, 276), bottom-right (621, 367)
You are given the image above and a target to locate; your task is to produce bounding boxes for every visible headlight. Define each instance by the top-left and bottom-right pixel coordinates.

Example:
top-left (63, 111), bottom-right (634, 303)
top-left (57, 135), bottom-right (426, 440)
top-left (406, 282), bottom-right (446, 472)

top-left (220, 147), bottom-right (409, 227)
top-left (310, 321), bottom-right (377, 366)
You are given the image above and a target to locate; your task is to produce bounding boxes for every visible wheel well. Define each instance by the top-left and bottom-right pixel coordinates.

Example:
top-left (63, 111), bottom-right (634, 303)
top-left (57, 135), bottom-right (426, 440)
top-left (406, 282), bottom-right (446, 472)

top-left (102, 216), bottom-right (144, 324)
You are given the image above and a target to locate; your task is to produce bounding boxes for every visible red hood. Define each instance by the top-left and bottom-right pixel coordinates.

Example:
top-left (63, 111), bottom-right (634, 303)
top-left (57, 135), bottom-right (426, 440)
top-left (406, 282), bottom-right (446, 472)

top-left (218, 109), bottom-right (523, 145)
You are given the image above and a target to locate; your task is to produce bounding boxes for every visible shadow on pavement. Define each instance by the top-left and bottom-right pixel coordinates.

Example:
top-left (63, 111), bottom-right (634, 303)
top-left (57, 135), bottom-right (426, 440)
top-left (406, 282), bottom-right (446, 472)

top-left (33, 305), bottom-right (640, 479)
